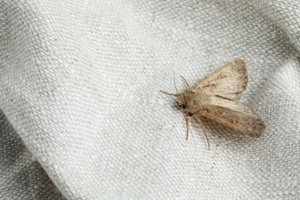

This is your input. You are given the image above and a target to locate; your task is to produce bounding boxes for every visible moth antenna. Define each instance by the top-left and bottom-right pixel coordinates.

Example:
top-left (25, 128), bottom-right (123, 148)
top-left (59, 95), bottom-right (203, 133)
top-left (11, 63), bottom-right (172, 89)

top-left (172, 70), bottom-right (179, 93)
top-left (160, 90), bottom-right (180, 97)
top-left (194, 116), bottom-right (210, 150)
top-left (180, 75), bottom-right (189, 87)
top-left (160, 71), bottom-right (180, 97)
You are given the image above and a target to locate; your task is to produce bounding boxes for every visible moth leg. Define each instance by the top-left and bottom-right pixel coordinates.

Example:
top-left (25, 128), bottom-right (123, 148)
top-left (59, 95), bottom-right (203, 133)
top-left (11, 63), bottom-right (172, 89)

top-left (185, 114), bottom-right (196, 148)
top-left (185, 114), bottom-right (190, 140)
top-left (193, 116), bottom-right (210, 150)
top-left (180, 75), bottom-right (190, 87)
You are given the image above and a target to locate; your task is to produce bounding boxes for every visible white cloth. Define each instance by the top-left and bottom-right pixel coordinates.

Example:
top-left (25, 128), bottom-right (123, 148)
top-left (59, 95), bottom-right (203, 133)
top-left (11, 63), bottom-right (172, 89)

top-left (1, 0), bottom-right (300, 199)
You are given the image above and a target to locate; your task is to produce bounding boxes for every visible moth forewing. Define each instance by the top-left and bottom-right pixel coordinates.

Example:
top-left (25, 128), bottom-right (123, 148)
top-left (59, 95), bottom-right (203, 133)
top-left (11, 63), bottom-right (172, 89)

top-left (198, 105), bottom-right (265, 137)
top-left (192, 59), bottom-right (248, 100)
top-left (161, 59), bottom-right (265, 146)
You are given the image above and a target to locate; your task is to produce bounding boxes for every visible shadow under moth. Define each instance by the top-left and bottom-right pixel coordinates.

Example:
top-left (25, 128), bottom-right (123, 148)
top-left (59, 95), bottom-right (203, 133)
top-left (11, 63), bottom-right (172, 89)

top-left (161, 59), bottom-right (265, 148)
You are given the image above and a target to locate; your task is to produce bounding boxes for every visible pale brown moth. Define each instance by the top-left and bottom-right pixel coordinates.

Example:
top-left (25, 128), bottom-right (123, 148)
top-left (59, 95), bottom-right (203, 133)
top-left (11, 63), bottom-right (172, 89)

top-left (161, 59), bottom-right (265, 148)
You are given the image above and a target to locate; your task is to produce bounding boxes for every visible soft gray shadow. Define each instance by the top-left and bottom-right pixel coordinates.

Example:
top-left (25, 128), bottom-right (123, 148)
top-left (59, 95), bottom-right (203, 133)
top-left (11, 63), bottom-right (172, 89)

top-left (0, 110), bottom-right (66, 200)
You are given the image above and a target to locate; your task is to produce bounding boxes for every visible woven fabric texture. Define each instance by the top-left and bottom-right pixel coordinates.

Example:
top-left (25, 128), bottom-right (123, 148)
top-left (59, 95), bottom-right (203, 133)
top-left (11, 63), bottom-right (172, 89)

top-left (1, 0), bottom-right (300, 199)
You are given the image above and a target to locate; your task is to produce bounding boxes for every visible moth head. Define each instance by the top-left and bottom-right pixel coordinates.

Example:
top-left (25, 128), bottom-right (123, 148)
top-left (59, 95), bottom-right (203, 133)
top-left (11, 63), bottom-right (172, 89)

top-left (176, 95), bottom-right (187, 109)
top-left (160, 90), bottom-right (187, 109)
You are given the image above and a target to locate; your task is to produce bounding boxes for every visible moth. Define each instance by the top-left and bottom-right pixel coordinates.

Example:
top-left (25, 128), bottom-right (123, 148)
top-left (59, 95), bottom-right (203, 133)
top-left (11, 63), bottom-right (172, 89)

top-left (161, 59), bottom-right (265, 148)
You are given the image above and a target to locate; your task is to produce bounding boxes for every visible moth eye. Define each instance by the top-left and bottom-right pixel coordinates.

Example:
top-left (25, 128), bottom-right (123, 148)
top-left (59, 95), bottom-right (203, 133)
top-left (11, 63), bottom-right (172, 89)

top-left (181, 104), bottom-right (186, 109)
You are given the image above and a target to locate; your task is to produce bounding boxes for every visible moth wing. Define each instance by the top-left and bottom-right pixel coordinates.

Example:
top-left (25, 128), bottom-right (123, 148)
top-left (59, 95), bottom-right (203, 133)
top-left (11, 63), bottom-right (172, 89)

top-left (199, 105), bottom-right (265, 137)
top-left (208, 95), bottom-right (253, 114)
top-left (192, 59), bottom-right (248, 100)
